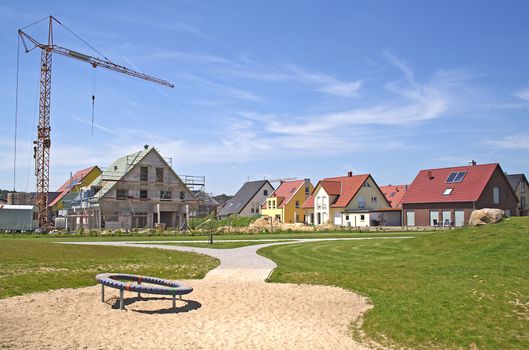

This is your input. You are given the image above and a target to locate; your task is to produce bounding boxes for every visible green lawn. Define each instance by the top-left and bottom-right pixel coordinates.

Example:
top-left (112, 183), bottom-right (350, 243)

top-left (154, 240), bottom-right (291, 249)
top-left (259, 217), bottom-right (529, 349)
top-left (0, 240), bottom-right (219, 299)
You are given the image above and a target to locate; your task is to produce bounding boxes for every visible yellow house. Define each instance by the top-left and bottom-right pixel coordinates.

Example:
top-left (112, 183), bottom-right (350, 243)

top-left (49, 166), bottom-right (101, 213)
top-left (261, 179), bottom-right (313, 223)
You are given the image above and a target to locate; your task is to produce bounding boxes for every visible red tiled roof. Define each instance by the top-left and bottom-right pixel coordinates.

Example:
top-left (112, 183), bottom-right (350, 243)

top-left (270, 180), bottom-right (305, 208)
top-left (380, 185), bottom-right (408, 208)
top-left (312, 174), bottom-right (370, 208)
top-left (320, 180), bottom-right (341, 195)
top-left (49, 166), bottom-right (98, 207)
top-left (401, 163), bottom-right (500, 204)
top-left (301, 194), bottom-right (314, 209)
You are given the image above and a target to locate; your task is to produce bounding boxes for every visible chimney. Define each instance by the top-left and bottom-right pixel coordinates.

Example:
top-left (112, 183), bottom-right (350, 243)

top-left (427, 171), bottom-right (434, 180)
top-left (144, 144), bottom-right (149, 150)
top-left (469, 160), bottom-right (476, 166)
top-left (347, 171), bottom-right (353, 177)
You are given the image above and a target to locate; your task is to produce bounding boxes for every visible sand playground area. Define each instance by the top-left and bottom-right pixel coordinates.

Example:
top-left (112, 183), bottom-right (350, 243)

top-left (0, 240), bottom-right (377, 349)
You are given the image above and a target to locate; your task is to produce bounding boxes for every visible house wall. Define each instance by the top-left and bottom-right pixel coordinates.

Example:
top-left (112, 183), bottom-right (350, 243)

top-left (513, 178), bottom-right (529, 215)
top-left (239, 183), bottom-right (274, 217)
top-left (314, 187), bottom-right (336, 224)
top-left (342, 212), bottom-right (370, 227)
top-left (403, 202), bottom-right (474, 226)
top-left (99, 150), bottom-right (195, 229)
top-left (283, 180), bottom-right (313, 223)
top-left (261, 197), bottom-right (284, 221)
top-left (346, 177), bottom-right (391, 212)
top-left (304, 208), bottom-right (314, 224)
top-left (476, 167), bottom-right (518, 216)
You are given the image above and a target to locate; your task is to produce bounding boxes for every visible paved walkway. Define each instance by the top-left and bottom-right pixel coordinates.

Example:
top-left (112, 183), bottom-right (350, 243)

top-left (61, 236), bottom-right (410, 282)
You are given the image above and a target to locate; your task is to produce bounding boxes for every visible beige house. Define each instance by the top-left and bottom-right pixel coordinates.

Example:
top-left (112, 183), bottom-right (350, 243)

top-left (302, 172), bottom-right (396, 226)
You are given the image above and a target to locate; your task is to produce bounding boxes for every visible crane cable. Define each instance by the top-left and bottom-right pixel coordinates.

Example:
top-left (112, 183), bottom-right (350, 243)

top-left (91, 67), bottom-right (97, 135)
top-left (13, 35), bottom-right (21, 192)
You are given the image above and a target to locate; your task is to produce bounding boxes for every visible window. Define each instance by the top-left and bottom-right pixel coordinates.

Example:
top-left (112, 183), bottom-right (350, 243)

top-left (493, 187), bottom-right (500, 204)
top-left (371, 196), bottom-right (377, 203)
top-left (305, 186), bottom-right (310, 195)
top-left (521, 196), bottom-right (526, 209)
top-left (255, 204), bottom-right (259, 213)
top-left (430, 210), bottom-right (440, 226)
top-left (345, 215), bottom-right (349, 220)
top-left (316, 196), bottom-right (321, 209)
top-left (179, 191), bottom-right (185, 200)
top-left (263, 189), bottom-right (268, 196)
top-left (360, 214), bottom-right (365, 221)
top-left (295, 200), bottom-right (300, 209)
top-left (358, 196), bottom-right (365, 209)
top-left (268, 200), bottom-right (272, 209)
top-left (443, 188), bottom-right (454, 196)
top-left (521, 181), bottom-right (526, 193)
top-left (363, 181), bottom-right (371, 187)
top-left (322, 196), bottom-right (327, 209)
top-left (140, 167), bottom-right (148, 182)
top-left (160, 190), bottom-right (172, 200)
top-left (155, 167), bottom-right (164, 183)
top-left (140, 190), bottom-right (148, 200)
top-left (446, 171), bottom-right (467, 183)
top-left (116, 189), bottom-right (128, 200)
top-left (132, 213), bottom-right (148, 228)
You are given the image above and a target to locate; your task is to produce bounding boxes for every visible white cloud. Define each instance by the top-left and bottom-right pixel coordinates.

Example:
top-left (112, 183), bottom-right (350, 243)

top-left (515, 88), bottom-right (529, 103)
top-left (317, 81), bottom-right (362, 97)
top-left (383, 50), bottom-right (414, 81)
top-left (489, 134), bottom-right (529, 150)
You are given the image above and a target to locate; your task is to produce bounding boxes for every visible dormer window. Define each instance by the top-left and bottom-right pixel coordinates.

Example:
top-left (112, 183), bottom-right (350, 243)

top-left (443, 188), bottom-right (454, 196)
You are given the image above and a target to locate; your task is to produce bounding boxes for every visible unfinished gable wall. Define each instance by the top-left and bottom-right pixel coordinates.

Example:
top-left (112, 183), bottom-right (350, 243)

top-left (100, 149), bottom-right (194, 230)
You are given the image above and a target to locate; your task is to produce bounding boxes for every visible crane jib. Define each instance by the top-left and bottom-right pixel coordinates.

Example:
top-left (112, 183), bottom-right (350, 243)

top-left (67, 49), bottom-right (91, 61)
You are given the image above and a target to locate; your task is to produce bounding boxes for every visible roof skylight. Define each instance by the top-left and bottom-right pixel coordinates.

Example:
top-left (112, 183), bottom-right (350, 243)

top-left (443, 188), bottom-right (454, 196)
top-left (446, 171), bottom-right (467, 183)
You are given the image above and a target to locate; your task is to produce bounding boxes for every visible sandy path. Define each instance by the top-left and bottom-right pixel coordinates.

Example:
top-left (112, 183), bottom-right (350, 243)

top-left (0, 238), bottom-right (396, 349)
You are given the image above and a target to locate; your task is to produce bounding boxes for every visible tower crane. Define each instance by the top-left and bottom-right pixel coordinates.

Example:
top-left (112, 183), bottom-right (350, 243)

top-left (18, 16), bottom-right (174, 227)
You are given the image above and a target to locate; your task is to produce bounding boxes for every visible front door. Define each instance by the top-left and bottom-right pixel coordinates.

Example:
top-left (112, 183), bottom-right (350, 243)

top-left (406, 211), bottom-right (415, 226)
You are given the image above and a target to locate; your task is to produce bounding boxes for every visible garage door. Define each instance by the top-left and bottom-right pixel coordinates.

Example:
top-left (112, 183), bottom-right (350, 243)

top-left (334, 212), bottom-right (342, 226)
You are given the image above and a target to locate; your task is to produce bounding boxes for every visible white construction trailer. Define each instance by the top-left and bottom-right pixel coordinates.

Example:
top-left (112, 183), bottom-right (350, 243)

top-left (0, 205), bottom-right (39, 231)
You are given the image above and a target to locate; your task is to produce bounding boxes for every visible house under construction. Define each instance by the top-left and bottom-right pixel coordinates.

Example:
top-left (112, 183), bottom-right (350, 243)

top-left (61, 145), bottom-right (197, 230)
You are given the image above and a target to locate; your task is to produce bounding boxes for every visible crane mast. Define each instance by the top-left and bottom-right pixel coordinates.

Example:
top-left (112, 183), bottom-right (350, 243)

top-left (18, 16), bottom-right (174, 227)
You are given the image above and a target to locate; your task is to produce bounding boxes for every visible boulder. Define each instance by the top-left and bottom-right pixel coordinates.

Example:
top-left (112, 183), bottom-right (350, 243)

top-left (469, 208), bottom-right (505, 226)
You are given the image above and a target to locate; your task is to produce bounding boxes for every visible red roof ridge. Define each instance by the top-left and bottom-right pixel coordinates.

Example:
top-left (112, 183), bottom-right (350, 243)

top-left (419, 163), bottom-right (498, 172)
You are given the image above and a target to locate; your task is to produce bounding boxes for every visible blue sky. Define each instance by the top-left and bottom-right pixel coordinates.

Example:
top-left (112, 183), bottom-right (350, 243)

top-left (1, 1), bottom-right (529, 195)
